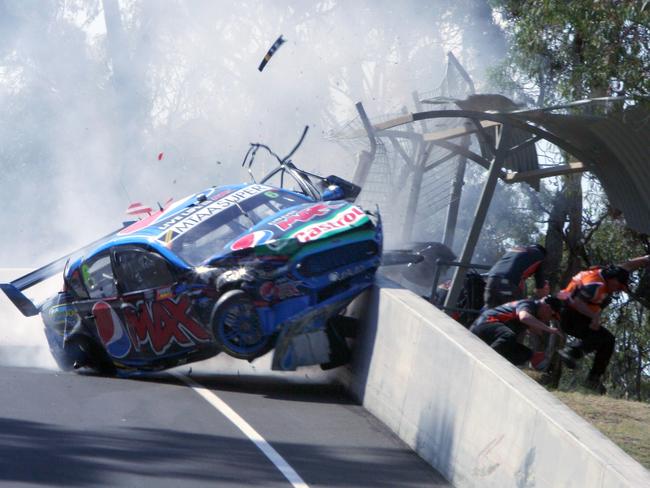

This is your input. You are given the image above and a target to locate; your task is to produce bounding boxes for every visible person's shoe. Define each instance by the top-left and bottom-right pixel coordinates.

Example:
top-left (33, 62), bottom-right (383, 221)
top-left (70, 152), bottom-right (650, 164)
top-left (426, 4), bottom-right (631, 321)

top-left (558, 347), bottom-right (579, 369)
top-left (530, 351), bottom-right (547, 370)
top-left (583, 376), bottom-right (607, 395)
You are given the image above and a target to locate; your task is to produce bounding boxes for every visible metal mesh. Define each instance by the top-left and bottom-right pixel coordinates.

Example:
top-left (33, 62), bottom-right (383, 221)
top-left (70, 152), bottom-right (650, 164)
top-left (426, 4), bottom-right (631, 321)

top-left (328, 55), bottom-right (475, 246)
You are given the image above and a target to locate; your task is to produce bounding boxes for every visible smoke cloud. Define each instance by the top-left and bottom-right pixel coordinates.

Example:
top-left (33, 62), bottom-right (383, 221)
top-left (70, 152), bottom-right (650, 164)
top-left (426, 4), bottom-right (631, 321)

top-left (0, 1), bottom-right (508, 369)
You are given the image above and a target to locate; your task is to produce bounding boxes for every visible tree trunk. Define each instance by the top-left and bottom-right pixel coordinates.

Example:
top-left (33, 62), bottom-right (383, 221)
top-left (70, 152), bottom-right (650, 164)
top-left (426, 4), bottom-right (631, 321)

top-left (561, 173), bottom-right (584, 285)
top-left (544, 188), bottom-right (567, 290)
top-left (102, 0), bottom-right (153, 182)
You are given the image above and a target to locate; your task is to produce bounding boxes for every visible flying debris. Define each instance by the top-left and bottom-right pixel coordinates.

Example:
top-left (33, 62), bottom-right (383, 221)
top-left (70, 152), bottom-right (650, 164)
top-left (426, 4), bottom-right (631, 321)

top-left (126, 202), bottom-right (153, 217)
top-left (258, 35), bottom-right (286, 72)
top-left (158, 152), bottom-right (164, 161)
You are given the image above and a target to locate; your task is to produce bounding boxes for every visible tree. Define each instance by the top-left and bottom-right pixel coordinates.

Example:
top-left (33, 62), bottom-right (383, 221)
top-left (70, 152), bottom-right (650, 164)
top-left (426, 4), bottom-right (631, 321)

top-left (490, 0), bottom-right (650, 397)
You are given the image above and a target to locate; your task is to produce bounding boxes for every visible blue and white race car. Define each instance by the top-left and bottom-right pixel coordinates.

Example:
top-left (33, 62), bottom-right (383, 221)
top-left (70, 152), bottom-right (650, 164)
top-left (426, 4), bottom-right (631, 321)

top-left (2, 137), bottom-right (384, 375)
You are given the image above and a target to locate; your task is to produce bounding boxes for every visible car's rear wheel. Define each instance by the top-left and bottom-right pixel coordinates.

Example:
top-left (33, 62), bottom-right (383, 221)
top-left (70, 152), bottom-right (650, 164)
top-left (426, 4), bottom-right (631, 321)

top-left (211, 290), bottom-right (273, 361)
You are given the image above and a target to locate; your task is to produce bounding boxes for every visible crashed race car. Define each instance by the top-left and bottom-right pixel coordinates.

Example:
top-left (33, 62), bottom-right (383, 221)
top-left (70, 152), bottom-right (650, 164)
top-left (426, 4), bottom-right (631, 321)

top-left (1, 129), bottom-right (384, 375)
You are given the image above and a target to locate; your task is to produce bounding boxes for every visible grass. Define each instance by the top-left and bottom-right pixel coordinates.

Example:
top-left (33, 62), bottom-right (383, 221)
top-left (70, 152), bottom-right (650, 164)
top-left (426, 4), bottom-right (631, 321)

top-left (553, 390), bottom-right (650, 469)
top-left (525, 368), bottom-right (650, 469)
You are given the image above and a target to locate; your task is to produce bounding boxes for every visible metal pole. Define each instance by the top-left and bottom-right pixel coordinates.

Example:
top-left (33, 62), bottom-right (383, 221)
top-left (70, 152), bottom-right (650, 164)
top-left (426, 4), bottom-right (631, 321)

top-left (442, 121), bottom-right (471, 249)
top-left (443, 124), bottom-right (510, 311)
top-left (403, 140), bottom-right (425, 241)
top-left (403, 138), bottom-right (436, 241)
top-left (353, 102), bottom-right (376, 186)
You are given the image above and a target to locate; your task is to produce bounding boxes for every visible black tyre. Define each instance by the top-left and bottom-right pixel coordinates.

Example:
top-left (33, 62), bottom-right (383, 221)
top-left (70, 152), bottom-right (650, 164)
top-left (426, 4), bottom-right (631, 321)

top-left (210, 289), bottom-right (273, 360)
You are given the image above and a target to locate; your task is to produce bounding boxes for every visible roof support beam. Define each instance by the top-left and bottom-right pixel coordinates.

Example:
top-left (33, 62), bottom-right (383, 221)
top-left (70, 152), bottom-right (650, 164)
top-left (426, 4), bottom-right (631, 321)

top-left (442, 122), bottom-right (471, 249)
top-left (352, 102), bottom-right (377, 187)
top-left (422, 120), bottom-right (500, 143)
top-left (444, 124), bottom-right (512, 311)
top-left (431, 139), bottom-right (497, 173)
top-left (423, 149), bottom-right (458, 173)
top-left (404, 141), bottom-right (436, 240)
top-left (505, 162), bottom-right (587, 183)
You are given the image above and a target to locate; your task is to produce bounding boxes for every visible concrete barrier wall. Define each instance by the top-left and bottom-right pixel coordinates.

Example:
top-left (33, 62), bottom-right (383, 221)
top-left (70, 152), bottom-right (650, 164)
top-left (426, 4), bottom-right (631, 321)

top-left (340, 279), bottom-right (650, 487)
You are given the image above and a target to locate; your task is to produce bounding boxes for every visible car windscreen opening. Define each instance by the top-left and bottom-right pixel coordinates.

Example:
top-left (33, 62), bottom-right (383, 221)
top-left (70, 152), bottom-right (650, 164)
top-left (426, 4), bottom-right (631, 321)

top-left (168, 190), bottom-right (310, 265)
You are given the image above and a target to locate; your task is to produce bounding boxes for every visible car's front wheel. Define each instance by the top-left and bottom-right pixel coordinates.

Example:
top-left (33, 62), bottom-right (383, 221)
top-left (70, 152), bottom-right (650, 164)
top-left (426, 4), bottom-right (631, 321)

top-left (210, 290), bottom-right (273, 361)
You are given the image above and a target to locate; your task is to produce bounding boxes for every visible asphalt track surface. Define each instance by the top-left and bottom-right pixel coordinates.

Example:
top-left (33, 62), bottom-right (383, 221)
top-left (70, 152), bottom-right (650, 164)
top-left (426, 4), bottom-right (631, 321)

top-left (0, 365), bottom-right (450, 487)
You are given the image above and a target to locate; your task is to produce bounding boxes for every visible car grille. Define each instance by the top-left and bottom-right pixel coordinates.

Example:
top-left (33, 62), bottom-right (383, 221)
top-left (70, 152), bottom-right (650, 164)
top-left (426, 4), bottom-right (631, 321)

top-left (297, 240), bottom-right (379, 277)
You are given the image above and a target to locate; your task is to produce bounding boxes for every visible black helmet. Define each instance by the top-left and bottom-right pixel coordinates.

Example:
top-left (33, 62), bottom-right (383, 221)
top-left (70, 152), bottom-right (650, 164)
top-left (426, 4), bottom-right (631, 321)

top-left (531, 244), bottom-right (547, 256)
top-left (602, 265), bottom-right (630, 290)
top-left (542, 295), bottom-right (563, 314)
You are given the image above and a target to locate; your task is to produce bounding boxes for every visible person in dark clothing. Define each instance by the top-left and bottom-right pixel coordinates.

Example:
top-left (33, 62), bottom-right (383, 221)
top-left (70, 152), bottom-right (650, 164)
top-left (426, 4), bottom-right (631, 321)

top-left (558, 255), bottom-right (650, 394)
top-left (470, 296), bottom-right (564, 366)
top-left (484, 244), bottom-right (549, 308)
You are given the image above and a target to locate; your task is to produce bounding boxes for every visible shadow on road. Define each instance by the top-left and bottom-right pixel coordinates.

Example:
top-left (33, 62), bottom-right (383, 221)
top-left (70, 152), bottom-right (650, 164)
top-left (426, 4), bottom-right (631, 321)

top-left (135, 372), bottom-right (356, 405)
top-left (0, 417), bottom-right (446, 487)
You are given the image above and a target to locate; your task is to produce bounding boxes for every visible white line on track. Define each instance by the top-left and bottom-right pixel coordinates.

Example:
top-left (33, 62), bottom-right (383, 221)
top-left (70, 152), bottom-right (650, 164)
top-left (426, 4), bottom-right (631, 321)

top-left (171, 371), bottom-right (309, 488)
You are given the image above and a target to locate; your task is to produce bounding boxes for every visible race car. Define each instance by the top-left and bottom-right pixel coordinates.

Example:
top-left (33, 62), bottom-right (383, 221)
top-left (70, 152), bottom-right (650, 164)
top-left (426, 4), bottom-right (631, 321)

top-left (1, 134), bottom-right (383, 375)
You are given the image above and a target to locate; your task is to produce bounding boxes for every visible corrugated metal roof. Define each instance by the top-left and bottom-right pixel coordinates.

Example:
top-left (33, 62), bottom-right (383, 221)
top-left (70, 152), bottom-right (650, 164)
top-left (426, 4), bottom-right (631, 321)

top-left (456, 95), bottom-right (540, 185)
top-left (509, 101), bottom-right (650, 233)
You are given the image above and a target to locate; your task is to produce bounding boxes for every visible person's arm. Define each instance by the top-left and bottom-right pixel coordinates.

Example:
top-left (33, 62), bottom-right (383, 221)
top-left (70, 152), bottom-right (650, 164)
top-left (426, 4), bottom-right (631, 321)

top-left (534, 280), bottom-right (550, 298)
top-left (518, 310), bottom-right (564, 338)
top-left (619, 255), bottom-right (650, 272)
top-left (529, 259), bottom-right (547, 298)
top-left (568, 294), bottom-right (601, 330)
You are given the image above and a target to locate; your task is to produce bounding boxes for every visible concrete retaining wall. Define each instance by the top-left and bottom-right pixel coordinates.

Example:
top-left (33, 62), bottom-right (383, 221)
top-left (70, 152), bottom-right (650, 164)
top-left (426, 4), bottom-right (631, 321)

top-left (340, 278), bottom-right (650, 487)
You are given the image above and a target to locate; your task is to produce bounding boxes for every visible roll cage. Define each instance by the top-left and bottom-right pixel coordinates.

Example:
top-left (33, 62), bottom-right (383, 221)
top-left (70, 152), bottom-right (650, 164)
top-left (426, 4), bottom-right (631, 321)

top-left (242, 126), bottom-right (361, 202)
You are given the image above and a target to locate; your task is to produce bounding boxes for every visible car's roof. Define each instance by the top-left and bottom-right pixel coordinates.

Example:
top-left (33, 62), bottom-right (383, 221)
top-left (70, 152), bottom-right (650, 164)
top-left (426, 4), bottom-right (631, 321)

top-left (66, 181), bottom-right (374, 278)
top-left (74, 183), bottom-right (290, 270)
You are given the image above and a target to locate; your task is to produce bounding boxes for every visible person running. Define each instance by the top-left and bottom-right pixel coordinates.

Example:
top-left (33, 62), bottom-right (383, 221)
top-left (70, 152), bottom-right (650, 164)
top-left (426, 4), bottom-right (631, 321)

top-left (557, 255), bottom-right (650, 394)
top-left (470, 296), bottom-right (564, 366)
top-left (484, 244), bottom-right (549, 308)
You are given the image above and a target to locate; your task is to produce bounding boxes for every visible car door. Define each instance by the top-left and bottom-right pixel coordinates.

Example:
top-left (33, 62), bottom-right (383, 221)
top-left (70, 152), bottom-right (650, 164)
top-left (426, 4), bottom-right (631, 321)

top-left (111, 245), bottom-right (212, 361)
top-left (77, 250), bottom-right (133, 360)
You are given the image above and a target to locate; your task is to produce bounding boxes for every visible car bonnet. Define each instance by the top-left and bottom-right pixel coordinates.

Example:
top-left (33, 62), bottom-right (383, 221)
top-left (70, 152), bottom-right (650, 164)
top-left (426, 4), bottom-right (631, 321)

top-left (223, 200), bottom-right (372, 254)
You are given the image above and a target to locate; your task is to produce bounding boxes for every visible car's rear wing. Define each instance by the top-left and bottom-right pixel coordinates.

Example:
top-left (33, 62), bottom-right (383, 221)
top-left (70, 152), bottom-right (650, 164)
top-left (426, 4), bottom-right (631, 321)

top-left (1, 227), bottom-right (127, 317)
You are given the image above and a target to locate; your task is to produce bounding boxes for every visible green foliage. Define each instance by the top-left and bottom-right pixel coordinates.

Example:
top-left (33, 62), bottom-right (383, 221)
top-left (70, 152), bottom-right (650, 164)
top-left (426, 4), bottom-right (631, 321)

top-left (490, 0), bottom-right (650, 101)
top-left (490, 0), bottom-right (650, 400)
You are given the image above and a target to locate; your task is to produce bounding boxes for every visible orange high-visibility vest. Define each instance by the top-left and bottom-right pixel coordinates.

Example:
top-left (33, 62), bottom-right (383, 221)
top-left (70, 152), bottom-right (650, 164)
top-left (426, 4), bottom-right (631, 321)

top-left (562, 268), bottom-right (612, 314)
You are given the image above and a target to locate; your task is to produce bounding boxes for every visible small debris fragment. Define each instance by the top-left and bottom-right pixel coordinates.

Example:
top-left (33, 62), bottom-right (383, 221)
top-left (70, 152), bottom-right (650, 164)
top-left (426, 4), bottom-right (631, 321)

top-left (258, 35), bottom-right (285, 72)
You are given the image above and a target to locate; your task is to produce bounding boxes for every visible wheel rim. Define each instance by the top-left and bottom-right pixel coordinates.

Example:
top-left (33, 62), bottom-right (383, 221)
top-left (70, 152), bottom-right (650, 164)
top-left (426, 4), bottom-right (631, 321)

top-left (217, 300), bottom-right (267, 355)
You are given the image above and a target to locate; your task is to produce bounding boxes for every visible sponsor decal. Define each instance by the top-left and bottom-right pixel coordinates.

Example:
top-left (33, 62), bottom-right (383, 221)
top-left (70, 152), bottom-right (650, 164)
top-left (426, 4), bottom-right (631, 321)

top-left (92, 296), bottom-right (210, 357)
top-left (93, 302), bottom-right (133, 358)
top-left (291, 206), bottom-right (368, 243)
top-left (270, 203), bottom-right (330, 232)
top-left (230, 230), bottom-right (274, 251)
top-left (259, 281), bottom-right (302, 301)
top-left (48, 304), bottom-right (79, 326)
top-left (122, 295), bottom-right (211, 355)
top-left (47, 304), bottom-right (81, 334)
top-left (264, 191), bottom-right (279, 198)
top-left (209, 189), bottom-right (233, 201)
top-left (156, 184), bottom-right (272, 242)
top-left (156, 287), bottom-right (174, 300)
